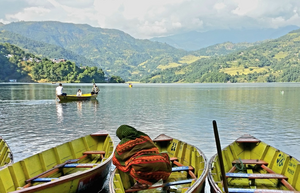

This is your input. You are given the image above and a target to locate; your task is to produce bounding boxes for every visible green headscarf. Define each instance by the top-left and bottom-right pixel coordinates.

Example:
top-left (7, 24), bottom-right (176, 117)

top-left (116, 125), bottom-right (148, 144)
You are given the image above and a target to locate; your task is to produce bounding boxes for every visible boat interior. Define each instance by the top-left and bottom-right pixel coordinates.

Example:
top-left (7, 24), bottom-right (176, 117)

top-left (0, 137), bottom-right (13, 168)
top-left (112, 134), bottom-right (208, 193)
top-left (209, 134), bottom-right (300, 192)
top-left (0, 132), bottom-right (113, 192)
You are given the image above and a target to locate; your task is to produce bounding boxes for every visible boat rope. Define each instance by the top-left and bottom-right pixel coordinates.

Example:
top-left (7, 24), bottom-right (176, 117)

top-left (234, 158), bottom-right (245, 171)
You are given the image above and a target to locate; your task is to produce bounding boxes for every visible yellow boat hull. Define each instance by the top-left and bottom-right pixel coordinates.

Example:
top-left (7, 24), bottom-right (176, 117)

top-left (208, 134), bottom-right (300, 192)
top-left (0, 136), bottom-right (13, 169)
top-left (57, 93), bottom-right (98, 102)
top-left (109, 134), bottom-right (208, 193)
top-left (0, 130), bottom-right (114, 193)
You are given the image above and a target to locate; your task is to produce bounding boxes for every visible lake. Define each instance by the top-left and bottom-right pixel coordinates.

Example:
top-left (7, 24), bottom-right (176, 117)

top-left (0, 82), bottom-right (300, 192)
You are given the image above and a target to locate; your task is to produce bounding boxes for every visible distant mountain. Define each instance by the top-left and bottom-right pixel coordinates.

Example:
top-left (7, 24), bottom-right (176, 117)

top-left (142, 29), bottom-right (300, 83)
top-left (150, 26), bottom-right (299, 51)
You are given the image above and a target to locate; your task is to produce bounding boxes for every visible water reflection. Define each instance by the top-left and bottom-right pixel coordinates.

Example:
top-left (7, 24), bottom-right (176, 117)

top-left (92, 99), bottom-right (99, 112)
top-left (56, 102), bottom-right (63, 123)
top-left (1, 83), bottom-right (300, 193)
top-left (77, 101), bottom-right (82, 116)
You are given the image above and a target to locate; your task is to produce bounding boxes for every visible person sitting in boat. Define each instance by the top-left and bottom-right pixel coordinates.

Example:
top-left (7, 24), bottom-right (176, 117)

top-left (77, 89), bottom-right (82, 96)
top-left (56, 83), bottom-right (67, 96)
top-left (91, 83), bottom-right (100, 95)
top-left (113, 125), bottom-right (172, 190)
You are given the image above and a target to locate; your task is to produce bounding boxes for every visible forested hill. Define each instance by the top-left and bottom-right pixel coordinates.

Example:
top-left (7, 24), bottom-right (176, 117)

top-left (0, 21), bottom-right (187, 81)
top-left (0, 43), bottom-right (124, 83)
top-left (141, 29), bottom-right (300, 83)
top-left (0, 30), bottom-right (96, 67)
top-left (0, 21), bottom-right (257, 82)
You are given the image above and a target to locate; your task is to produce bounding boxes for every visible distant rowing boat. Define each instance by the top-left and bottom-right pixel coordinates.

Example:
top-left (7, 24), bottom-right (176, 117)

top-left (109, 134), bottom-right (208, 193)
top-left (0, 130), bottom-right (114, 193)
top-left (57, 93), bottom-right (98, 102)
top-left (208, 134), bottom-right (300, 193)
top-left (0, 136), bottom-right (13, 169)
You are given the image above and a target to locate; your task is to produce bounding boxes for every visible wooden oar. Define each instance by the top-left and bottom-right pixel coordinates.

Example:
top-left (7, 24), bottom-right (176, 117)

top-left (125, 179), bottom-right (195, 193)
top-left (212, 120), bottom-right (229, 193)
top-left (23, 154), bottom-right (88, 188)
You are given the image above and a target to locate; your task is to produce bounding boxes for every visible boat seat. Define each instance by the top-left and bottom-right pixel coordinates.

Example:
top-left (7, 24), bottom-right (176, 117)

top-left (172, 166), bottom-right (193, 172)
top-left (232, 159), bottom-right (268, 165)
top-left (229, 159), bottom-right (269, 176)
top-left (260, 164), bottom-right (295, 191)
top-left (152, 134), bottom-right (173, 142)
top-left (226, 173), bottom-right (288, 179)
top-left (83, 150), bottom-right (105, 155)
top-left (125, 179), bottom-right (194, 193)
top-left (228, 188), bottom-right (300, 193)
top-left (63, 163), bottom-right (98, 168)
top-left (236, 134), bottom-right (261, 143)
top-left (32, 178), bottom-right (59, 182)
top-left (90, 131), bottom-right (108, 136)
top-left (171, 157), bottom-right (197, 179)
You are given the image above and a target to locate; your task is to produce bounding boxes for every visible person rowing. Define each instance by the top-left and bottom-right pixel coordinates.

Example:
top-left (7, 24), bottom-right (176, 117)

top-left (91, 83), bottom-right (100, 95)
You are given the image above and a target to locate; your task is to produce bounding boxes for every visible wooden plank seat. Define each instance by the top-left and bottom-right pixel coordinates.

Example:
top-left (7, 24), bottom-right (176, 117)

top-left (236, 134), bottom-right (261, 143)
top-left (172, 166), bottom-right (193, 172)
top-left (261, 164), bottom-right (295, 191)
top-left (232, 159), bottom-right (268, 165)
top-left (90, 130), bottom-right (108, 136)
top-left (228, 188), bottom-right (300, 193)
top-left (32, 178), bottom-right (59, 183)
top-left (152, 134), bottom-right (173, 142)
top-left (125, 179), bottom-right (194, 193)
top-left (226, 173), bottom-right (288, 180)
top-left (63, 163), bottom-right (98, 168)
top-left (229, 159), bottom-right (268, 173)
top-left (171, 157), bottom-right (197, 179)
top-left (83, 151), bottom-right (105, 161)
top-left (82, 150), bottom-right (105, 155)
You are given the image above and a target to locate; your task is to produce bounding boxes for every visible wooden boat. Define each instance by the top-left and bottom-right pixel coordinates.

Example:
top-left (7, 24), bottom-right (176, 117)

top-left (208, 134), bottom-right (300, 193)
top-left (0, 136), bottom-right (13, 169)
top-left (57, 93), bottom-right (98, 102)
top-left (109, 134), bottom-right (208, 193)
top-left (0, 130), bottom-right (114, 193)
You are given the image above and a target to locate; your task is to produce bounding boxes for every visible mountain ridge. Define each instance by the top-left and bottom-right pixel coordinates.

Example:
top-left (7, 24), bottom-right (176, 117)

top-left (142, 28), bottom-right (300, 83)
top-left (150, 26), bottom-right (299, 51)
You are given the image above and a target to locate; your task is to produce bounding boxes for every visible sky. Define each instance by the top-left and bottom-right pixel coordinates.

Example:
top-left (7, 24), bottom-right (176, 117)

top-left (0, 0), bottom-right (300, 39)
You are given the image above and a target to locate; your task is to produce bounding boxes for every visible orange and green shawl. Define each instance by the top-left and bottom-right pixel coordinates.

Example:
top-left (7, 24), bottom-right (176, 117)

top-left (112, 125), bottom-right (172, 185)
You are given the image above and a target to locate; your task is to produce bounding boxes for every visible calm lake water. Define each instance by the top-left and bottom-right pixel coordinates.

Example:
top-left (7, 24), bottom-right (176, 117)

top-left (0, 82), bottom-right (300, 192)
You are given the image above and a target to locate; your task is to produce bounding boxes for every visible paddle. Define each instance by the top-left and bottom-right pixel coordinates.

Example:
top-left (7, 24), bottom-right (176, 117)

top-left (125, 179), bottom-right (195, 193)
top-left (25, 158), bottom-right (81, 184)
top-left (212, 120), bottom-right (229, 193)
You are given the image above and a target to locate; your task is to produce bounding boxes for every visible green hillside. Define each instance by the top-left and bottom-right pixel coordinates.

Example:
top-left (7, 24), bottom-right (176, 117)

top-left (192, 41), bottom-right (262, 56)
top-left (0, 43), bottom-right (114, 83)
top-left (0, 30), bottom-right (97, 67)
top-left (141, 29), bottom-right (300, 83)
top-left (1, 21), bottom-right (298, 83)
top-left (0, 21), bottom-right (188, 81)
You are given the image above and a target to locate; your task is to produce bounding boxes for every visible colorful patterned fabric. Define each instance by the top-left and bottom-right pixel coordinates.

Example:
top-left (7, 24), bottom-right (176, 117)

top-left (113, 125), bottom-right (172, 185)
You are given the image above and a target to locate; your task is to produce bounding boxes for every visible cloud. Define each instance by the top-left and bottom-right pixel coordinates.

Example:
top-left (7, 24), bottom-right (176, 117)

top-left (0, 0), bottom-right (300, 38)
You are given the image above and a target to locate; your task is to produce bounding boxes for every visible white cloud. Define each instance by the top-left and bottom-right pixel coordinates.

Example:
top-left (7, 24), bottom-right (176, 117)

top-left (231, 0), bottom-right (259, 16)
top-left (0, 0), bottom-right (300, 38)
top-left (6, 7), bottom-right (51, 21)
top-left (214, 3), bottom-right (226, 11)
